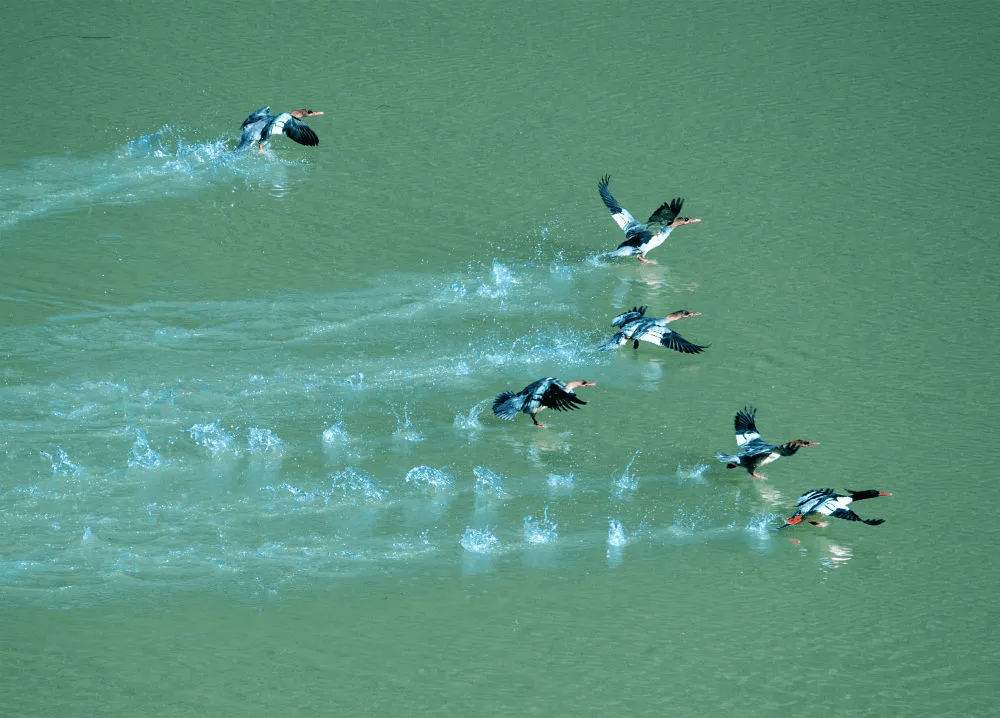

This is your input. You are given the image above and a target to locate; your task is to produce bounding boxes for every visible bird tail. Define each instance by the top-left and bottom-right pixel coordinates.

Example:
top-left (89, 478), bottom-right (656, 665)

top-left (715, 452), bottom-right (740, 466)
top-left (491, 392), bottom-right (522, 420)
top-left (598, 331), bottom-right (628, 352)
top-left (601, 246), bottom-right (637, 259)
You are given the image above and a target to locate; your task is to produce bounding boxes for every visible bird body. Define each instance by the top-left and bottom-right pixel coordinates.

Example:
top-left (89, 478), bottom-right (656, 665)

top-left (715, 407), bottom-right (818, 479)
top-left (234, 106), bottom-right (324, 153)
top-left (599, 305), bottom-right (707, 354)
top-left (492, 378), bottom-right (595, 428)
top-left (780, 488), bottom-right (891, 528)
top-left (597, 175), bottom-right (701, 264)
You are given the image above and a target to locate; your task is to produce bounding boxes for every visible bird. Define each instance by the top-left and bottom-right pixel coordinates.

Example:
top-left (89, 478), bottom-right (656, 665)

top-left (492, 378), bottom-right (595, 428)
top-left (598, 305), bottom-right (707, 354)
top-left (597, 174), bottom-right (701, 264)
top-left (779, 488), bottom-right (892, 528)
top-left (715, 407), bottom-right (818, 479)
top-left (234, 107), bottom-right (324, 153)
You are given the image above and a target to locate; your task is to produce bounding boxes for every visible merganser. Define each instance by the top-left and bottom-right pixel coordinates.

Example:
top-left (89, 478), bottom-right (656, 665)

top-left (492, 378), bottom-right (595, 428)
top-left (599, 305), bottom-right (707, 353)
top-left (779, 488), bottom-right (892, 528)
top-left (598, 175), bottom-right (702, 264)
top-left (234, 107), bottom-right (324, 153)
top-left (715, 407), bottom-right (818, 479)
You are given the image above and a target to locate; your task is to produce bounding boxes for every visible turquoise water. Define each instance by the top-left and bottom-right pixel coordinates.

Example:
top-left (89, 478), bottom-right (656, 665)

top-left (2, 1), bottom-right (999, 715)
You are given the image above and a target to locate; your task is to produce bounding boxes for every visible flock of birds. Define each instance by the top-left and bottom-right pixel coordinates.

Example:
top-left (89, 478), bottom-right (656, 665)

top-left (233, 106), bottom-right (892, 532)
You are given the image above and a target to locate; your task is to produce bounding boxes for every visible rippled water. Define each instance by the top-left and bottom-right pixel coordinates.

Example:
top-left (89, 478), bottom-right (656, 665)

top-left (2, 0), bottom-right (999, 715)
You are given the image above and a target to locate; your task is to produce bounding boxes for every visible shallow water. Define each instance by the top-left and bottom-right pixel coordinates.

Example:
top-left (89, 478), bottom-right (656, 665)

top-left (2, 0), bottom-right (999, 715)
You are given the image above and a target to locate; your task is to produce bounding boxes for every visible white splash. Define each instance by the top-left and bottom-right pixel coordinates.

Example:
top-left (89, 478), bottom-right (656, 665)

top-left (524, 506), bottom-right (558, 544)
top-left (127, 427), bottom-right (162, 469)
top-left (404, 465), bottom-right (454, 489)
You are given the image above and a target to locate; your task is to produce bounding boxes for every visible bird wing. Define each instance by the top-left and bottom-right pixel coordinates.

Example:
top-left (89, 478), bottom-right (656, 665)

top-left (795, 489), bottom-right (836, 512)
top-left (492, 390), bottom-right (526, 419)
top-left (646, 197), bottom-right (684, 229)
top-left (539, 380), bottom-right (587, 412)
top-left (611, 306), bottom-right (647, 328)
top-left (632, 320), bottom-right (707, 354)
top-left (656, 327), bottom-right (708, 354)
top-left (282, 116), bottom-right (320, 146)
top-left (599, 330), bottom-right (630, 351)
top-left (241, 106), bottom-right (271, 128)
top-left (734, 407), bottom-right (762, 447)
top-left (598, 175), bottom-right (643, 235)
top-left (830, 507), bottom-right (865, 522)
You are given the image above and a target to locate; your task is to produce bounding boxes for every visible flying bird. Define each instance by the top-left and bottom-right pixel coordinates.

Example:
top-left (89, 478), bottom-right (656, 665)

top-left (599, 305), bottom-right (707, 354)
top-left (234, 106), bottom-right (324, 153)
top-left (715, 407), bottom-right (818, 479)
top-left (779, 488), bottom-right (892, 528)
top-left (597, 174), bottom-right (701, 264)
top-left (492, 378), bottom-right (595, 428)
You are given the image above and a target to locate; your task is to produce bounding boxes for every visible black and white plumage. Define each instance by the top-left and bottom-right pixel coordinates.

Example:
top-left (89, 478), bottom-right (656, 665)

top-left (780, 489), bottom-right (892, 528)
top-left (234, 106), bottom-right (323, 153)
top-left (492, 378), bottom-right (595, 428)
top-left (597, 175), bottom-right (701, 264)
top-left (599, 305), bottom-right (707, 354)
top-left (715, 407), bottom-right (818, 479)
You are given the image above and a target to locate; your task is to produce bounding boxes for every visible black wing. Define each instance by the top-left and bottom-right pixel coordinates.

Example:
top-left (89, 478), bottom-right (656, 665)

top-left (647, 197), bottom-right (684, 227)
top-left (539, 382), bottom-right (587, 412)
top-left (611, 306), bottom-right (647, 328)
top-left (283, 117), bottom-right (320, 146)
top-left (241, 106), bottom-right (271, 128)
top-left (658, 329), bottom-right (708, 354)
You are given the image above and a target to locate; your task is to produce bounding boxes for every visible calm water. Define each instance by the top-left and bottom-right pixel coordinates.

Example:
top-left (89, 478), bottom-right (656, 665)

top-left (2, 0), bottom-right (998, 715)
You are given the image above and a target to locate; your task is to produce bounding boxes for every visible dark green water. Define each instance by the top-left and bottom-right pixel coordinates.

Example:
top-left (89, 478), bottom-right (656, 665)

top-left (2, 0), bottom-right (998, 715)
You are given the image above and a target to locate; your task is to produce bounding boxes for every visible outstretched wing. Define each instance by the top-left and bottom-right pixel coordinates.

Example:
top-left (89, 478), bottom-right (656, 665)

top-left (598, 175), bottom-right (643, 236)
top-left (283, 116), bottom-right (319, 146)
top-left (656, 328), bottom-right (708, 354)
top-left (734, 407), bottom-right (762, 447)
top-left (599, 330), bottom-right (630, 352)
top-left (611, 306), bottom-right (647, 328)
top-left (796, 488), bottom-right (836, 511)
top-left (539, 380), bottom-right (587, 412)
top-left (241, 106), bottom-right (271, 128)
top-left (268, 114), bottom-right (319, 146)
top-left (646, 197), bottom-right (684, 228)
top-left (632, 320), bottom-right (707, 354)
top-left (830, 507), bottom-right (866, 522)
top-left (492, 389), bottom-right (529, 419)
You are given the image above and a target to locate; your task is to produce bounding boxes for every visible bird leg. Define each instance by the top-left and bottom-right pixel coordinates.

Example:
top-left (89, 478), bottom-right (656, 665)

top-left (530, 414), bottom-right (547, 429)
top-left (636, 256), bottom-right (657, 264)
top-left (751, 471), bottom-right (768, 480)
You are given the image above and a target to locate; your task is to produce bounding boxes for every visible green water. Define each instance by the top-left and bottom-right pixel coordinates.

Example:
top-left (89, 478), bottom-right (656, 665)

top-left (2, 0), bottom-right (998, 715)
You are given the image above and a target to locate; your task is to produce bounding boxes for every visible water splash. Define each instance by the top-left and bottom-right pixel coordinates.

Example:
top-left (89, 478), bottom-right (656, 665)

top-left (248, 427), bottom-right (283, 455)
top-left (0, 125), bottom-right (311, 229)
top-left (460, 527), bottom-right (500, 554)
top-left (473, 466), bottom-right (505, 496)
top-left (322, 421), bottom-right (351, 444)
top-left (613, 450), bottom-right (641, 495)
top-left (127, 427), bottom-right (162, 469)
top-left (607, 519), bottom-right (628, 548)
top-left (476, 259), bottom-right (520, 299)
top-left (38, 447), bottom-right (84, 476)
top-left (392, 405), bottom-right (425, 442)
top-left (454, 398), bottom-right (491, 430)
top-left (404, 465), bottom-right (454, 489)
top-left (523, 506), bottom-right (558, 544)
top-left (187, 421), bottom-right (238, 456)
top-left (547, 473), bottom-right (574, 490)
top-left (330, 467), bottom-right (388, 503)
